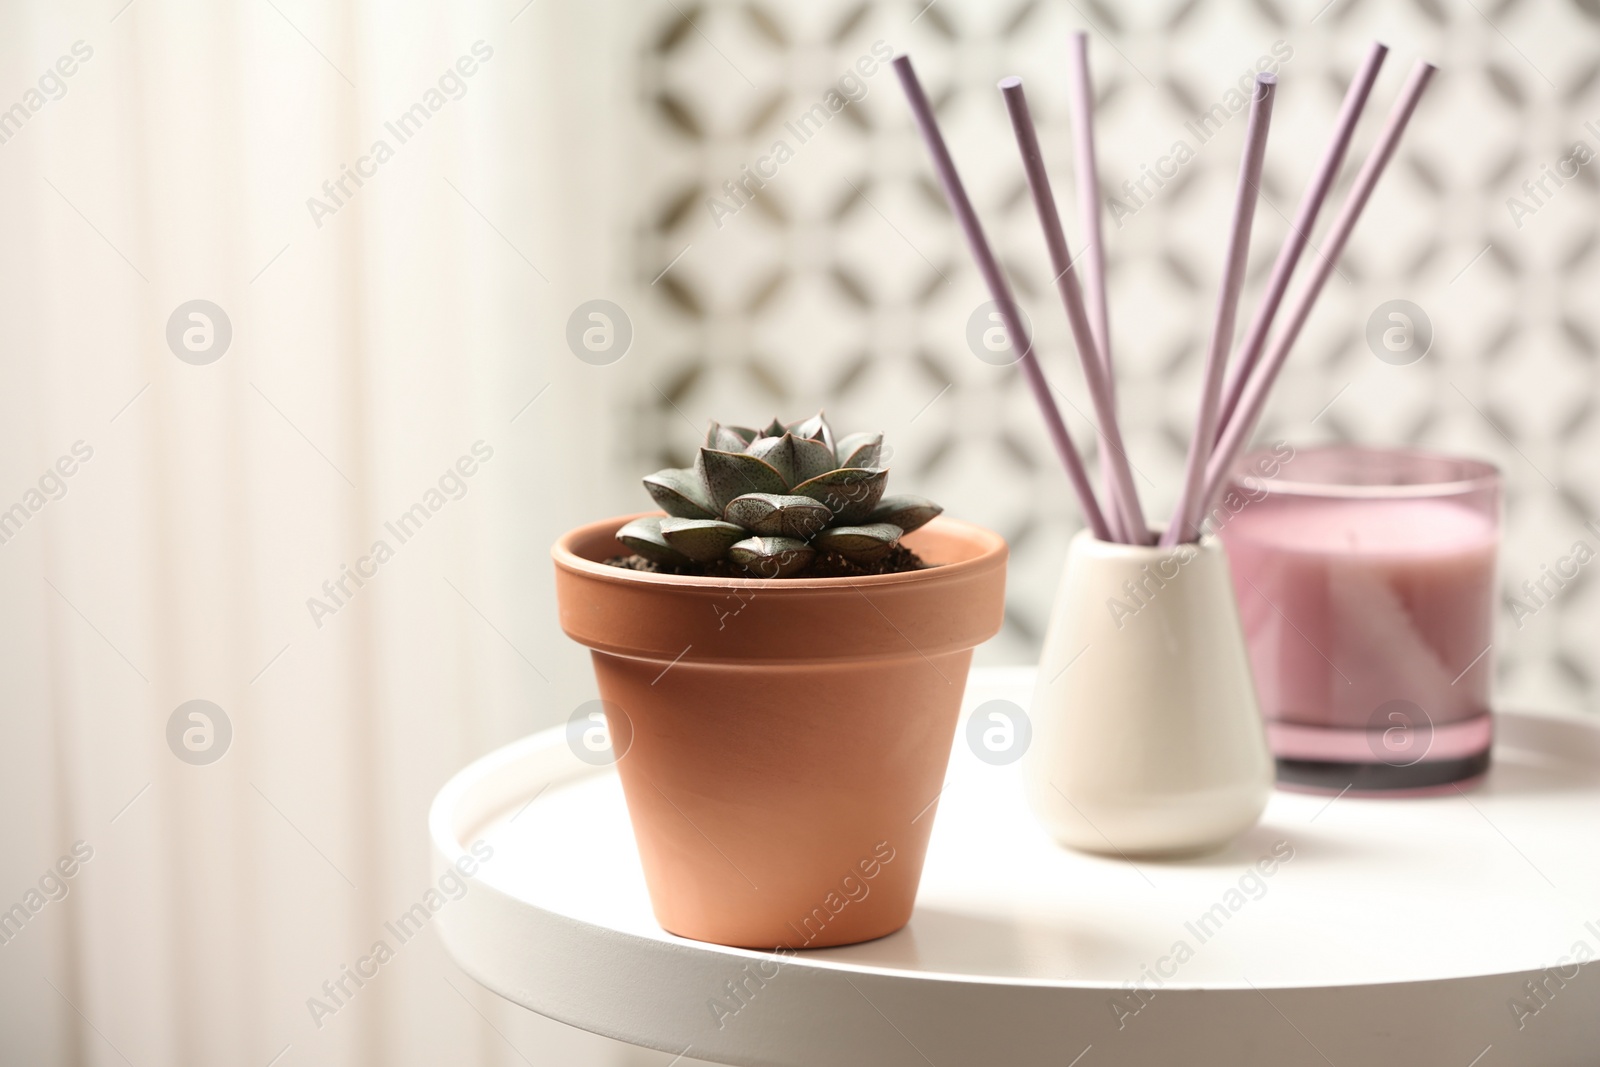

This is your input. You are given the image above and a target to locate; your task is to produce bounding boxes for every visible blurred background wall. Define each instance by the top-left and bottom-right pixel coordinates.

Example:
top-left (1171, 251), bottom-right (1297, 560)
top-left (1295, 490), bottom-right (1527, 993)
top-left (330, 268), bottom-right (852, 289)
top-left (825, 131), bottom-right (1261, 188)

top-left (0, 0), bottom-right (1594, 1064)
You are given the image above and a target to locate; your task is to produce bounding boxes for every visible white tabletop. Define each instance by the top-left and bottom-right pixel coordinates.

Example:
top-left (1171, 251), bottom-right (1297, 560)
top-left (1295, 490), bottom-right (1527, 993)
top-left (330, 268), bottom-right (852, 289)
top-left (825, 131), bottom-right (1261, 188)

top-left (432, 668), bottom-right (1600, 1066)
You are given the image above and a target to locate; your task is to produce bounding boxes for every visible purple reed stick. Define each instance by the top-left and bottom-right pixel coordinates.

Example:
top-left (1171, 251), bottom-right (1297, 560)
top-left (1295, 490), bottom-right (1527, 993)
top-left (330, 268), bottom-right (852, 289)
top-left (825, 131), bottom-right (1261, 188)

top-left (1064, 32), bottom-right (1130, 542)
top-left (1211, 41), bottom-right (1389, 444)
top-left (1000, 76), bottom-right (1150, 545)
top-left (1200, 61), bottom-right (1438, 517)
top-left (892, 54), bottom-right (1113, 542)
top-left (1160, 73), bottom-right (1277, 548)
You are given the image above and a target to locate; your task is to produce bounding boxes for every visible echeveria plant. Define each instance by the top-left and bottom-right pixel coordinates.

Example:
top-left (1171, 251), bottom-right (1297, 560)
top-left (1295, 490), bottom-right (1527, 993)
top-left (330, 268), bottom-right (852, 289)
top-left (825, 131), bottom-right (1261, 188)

top-left (617, 413), bottom-right (942, 578)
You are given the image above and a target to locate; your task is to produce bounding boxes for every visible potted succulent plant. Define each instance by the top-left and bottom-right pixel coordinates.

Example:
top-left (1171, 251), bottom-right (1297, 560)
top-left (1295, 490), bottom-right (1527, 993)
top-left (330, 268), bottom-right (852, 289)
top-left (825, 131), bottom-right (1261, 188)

top-left (553, 413), bottom-right (1007, 949)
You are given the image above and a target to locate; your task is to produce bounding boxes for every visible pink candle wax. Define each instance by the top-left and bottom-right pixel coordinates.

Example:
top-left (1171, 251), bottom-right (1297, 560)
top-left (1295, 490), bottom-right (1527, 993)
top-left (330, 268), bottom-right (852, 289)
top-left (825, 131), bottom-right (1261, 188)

top-left (1217, 446), bottom-right (1500, 794)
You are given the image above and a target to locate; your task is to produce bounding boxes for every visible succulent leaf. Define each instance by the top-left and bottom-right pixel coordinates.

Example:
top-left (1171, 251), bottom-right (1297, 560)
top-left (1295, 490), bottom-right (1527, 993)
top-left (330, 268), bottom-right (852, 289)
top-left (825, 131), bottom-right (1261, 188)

top-left (728, 536), bottom-right (816, 578)
top-left (660, 518), bottom-right (747, 562)
top-left (787, 411), bottom-right (834, 452)
top-left (617, 516), bottom-right (689, 564)
top-left (696, 448), bottom-right (790, 510)
top-left (794, 435), bottom-right (840, 482)
top-left (706, 421), bottom-right (757, 453)
top-left (813, 523), bottom-right (903, 562)
top-left (761, 418), bottom-right (788, 439)
top-left (834, 431), bottom-right (883, 469)
top-left (723, 493), bottom-right (833, 539)
top-left (867, 494), bottom-right (943, 534)
top-left (791, 467), bottom-right (888, 524)
top-left (643, 467), bottom-right (717, 519)
top-left (747, 433), bottom-right (836, 487)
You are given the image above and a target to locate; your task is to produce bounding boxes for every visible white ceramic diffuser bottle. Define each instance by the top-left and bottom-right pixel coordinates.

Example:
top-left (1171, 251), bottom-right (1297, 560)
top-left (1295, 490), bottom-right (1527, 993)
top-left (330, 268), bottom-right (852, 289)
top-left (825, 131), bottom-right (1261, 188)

top-left (1027, 530), bottom-right (1273, 857)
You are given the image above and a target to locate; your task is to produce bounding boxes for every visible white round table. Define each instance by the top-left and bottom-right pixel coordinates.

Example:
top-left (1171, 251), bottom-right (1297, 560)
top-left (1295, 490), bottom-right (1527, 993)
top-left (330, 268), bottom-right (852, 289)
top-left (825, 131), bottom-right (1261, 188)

top-left (430, 667), bottom-right (1600, 1066)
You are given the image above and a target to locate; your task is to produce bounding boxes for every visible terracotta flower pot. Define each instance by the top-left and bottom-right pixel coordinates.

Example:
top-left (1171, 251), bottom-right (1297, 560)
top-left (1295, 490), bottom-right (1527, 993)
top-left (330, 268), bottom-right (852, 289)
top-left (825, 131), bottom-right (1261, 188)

top-left (553, 513), bottom-right (1007, 949)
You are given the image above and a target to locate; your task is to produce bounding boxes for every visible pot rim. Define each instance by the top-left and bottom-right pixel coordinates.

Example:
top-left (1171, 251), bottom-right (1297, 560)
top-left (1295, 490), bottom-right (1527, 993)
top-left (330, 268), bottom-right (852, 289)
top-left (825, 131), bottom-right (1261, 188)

top-left (554, 512), bottom-right (1007, 591)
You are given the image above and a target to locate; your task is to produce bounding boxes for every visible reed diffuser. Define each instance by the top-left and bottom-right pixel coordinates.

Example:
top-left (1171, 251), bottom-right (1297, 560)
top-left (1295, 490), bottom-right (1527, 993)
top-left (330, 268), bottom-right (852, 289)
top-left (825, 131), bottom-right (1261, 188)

top-left (896, 41), bottom-right (1436, 855)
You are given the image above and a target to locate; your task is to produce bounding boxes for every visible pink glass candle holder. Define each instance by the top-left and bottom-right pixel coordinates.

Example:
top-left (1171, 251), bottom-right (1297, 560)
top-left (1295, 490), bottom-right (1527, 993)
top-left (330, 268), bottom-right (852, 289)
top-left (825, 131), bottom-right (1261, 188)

top-left (1217, 445), bottom-right (1500, 794)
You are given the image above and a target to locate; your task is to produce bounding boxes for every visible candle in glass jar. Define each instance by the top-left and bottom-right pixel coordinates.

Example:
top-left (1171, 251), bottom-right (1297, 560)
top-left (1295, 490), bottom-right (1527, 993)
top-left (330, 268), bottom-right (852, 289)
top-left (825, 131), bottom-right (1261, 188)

top-left (1218, 446), bottom-right (1500, 794)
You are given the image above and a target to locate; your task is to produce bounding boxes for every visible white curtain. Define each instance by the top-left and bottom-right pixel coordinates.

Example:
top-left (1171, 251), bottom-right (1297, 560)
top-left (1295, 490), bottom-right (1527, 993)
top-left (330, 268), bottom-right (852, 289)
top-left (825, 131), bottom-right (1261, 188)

top-left (0, 1), bottom-right (665, 1063)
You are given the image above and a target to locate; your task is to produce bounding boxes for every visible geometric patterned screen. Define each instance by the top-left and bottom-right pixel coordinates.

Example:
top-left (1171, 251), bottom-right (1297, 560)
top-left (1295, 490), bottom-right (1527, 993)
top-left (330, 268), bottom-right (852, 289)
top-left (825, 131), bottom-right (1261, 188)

top-left (627, 0), bottom-right (1600, 717)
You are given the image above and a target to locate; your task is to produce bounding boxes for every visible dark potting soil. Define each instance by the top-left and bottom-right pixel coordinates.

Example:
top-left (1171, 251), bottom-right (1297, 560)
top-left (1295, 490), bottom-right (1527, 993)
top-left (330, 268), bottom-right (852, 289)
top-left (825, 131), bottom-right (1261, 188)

top-left (602, 544), bottom-right (931, 579)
